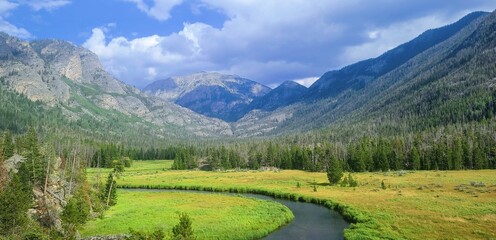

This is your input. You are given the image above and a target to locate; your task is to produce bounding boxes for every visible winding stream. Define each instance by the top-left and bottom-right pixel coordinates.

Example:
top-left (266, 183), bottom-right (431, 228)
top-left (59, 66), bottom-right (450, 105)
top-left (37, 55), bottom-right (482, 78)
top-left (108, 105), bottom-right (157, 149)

top-left (126, 189), bottom-right (349, 240)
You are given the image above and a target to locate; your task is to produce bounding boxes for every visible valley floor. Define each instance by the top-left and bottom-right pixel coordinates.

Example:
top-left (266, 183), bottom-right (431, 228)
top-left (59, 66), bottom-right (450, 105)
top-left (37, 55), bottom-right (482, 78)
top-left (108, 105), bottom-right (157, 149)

top-left (86, 161), bottom-right (496, 239)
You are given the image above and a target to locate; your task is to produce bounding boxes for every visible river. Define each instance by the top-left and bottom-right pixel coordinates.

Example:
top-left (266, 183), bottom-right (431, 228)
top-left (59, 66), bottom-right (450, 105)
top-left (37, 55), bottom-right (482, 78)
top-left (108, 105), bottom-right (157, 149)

top-left (125, 189), bottom-right (349, 240)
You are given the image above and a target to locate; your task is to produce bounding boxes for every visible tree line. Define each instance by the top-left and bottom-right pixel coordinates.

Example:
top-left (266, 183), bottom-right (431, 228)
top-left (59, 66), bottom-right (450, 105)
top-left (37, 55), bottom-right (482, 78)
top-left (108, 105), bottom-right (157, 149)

top-left (90, 122), bottom-right (496, 172)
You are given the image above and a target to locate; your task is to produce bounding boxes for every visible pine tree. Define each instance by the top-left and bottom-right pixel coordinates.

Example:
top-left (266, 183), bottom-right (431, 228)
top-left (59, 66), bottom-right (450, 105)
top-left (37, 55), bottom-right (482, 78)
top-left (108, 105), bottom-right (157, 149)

top-left (23, 127), bottom-right (45, 185)
top-left (452, 138), bottom-right (463, 170)
top-left (462, 139), bottom-right (472, 169)
top-left (101, 172), bottom-right (117, 207)
top-left (62, 185), bottom-right (91, 226)
top-left (172, 213), bottom-right (196, 240)
top-left (0, 163), bottom-right (33, 234)
top-left (411, 146), bottom-right (421, 170)
top-left (473, 145), bottom-right (486, 170)
top-left (327, 157), bottom-right (343, 185)
top-left (3, 130), bottom-right (14, 159)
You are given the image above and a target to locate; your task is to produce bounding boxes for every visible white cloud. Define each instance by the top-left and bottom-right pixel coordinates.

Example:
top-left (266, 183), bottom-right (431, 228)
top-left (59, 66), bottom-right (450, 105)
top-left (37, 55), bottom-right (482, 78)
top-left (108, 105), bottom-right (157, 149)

top-left (294, 77), bottom-right (319, 88)
top-left (0, 1), bottom-right (17, 15)
top-left (0, 0), bottom-right (71, 39)
top-left (0, 18), bottom-right (31, 38)
top-left (83, 27), bottom-right (202, 86)
top-left (0, 1), bottom-right (30, 38)
top-left (340, 15), bottom-right (458, 65)
top-left (24, 0), bottom-right (71, 11)
top-left (85, 0), bottom-right (496, 87)
top-left (123, 0), bottom-right (183, 21)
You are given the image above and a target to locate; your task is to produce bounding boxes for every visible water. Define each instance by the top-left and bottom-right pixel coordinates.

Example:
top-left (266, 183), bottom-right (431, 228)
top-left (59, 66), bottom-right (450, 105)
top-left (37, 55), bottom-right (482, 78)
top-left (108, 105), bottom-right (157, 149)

top-left (124, 189), bottom-right (349, 240)
top-left (245, 194), bottom-right (349, 240)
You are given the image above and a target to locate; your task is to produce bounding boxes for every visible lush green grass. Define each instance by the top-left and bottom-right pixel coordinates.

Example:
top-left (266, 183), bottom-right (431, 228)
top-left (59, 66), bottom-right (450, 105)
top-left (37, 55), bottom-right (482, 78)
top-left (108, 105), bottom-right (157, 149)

top-left (88, 160), bottom-right (496, 240)
top-left (80, 190), bottom-right (293, 239)
top-left (87, 160), bottom-right (173, 175)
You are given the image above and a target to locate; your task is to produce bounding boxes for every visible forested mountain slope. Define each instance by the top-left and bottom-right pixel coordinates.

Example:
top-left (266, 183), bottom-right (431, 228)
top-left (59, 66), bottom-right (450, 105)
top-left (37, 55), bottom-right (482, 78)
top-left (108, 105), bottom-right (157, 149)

top-left (306, 11), bottom-right (488, 100)
top-left (239, 11), bottom-right (496, 135)
top-left (0, 34), bottom-right (232, 140)
top-left (143, 72), bottom-right (270, 122)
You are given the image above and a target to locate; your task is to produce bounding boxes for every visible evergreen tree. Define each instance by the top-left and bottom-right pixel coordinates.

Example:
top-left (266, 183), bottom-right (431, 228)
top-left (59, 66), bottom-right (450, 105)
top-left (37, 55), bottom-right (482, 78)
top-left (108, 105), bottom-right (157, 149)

top-left (411, 146), bottom-right (421, 170)
top-left (473, 145), bottom-right (486, 170)
top-left (0, 163), bottom-right (33, 234)
top-left (3, 130), bottom-right (14, 159)
top-left (393, 138), bottom-right (404, 170)
top-left (172, 213), bottom-right (196, 240)
top-left (23, 127), bottom-right (45, 185)
top-left (462, 139), bottom-right (472, 169)
top-left (452, 138), bottom-right (463, 170)
top-left (101, 172), bottom-right (117, 207)
top-left (327, 156), bottom-right (343, 185)
top-left (62, 185), bottom-right (91, 226)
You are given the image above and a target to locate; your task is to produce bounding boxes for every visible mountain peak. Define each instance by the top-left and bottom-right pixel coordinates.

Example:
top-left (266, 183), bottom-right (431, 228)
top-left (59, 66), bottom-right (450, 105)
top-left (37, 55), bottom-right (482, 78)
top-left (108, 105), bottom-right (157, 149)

top-left (307, 11), bottom-right (489, 100)
top-left (144, 72), bottom-right (271, 121)
top-left (279, 80), bottom-right (306, 89)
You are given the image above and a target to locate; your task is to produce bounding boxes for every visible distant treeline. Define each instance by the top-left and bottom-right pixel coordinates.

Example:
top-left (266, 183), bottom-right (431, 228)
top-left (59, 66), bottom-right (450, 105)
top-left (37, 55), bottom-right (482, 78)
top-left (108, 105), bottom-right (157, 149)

top-left (90, 122), bottom-right (496, 172)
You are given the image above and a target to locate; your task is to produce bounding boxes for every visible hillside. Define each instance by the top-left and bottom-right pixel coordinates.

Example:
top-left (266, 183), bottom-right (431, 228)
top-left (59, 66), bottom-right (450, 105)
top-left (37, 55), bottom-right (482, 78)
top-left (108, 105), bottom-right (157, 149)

top-left (0, 34), bottom-right (232, 141)
top-left (306, 11), bottom-right (488, 100)
top-left (143, 72), bottom-right (270, 122)
top-left (247, 81), bottom-right (307, 112)
top-left (0, 11), bottom-right (495, 140)
top-left (236, 11), bottom-right (496, 136)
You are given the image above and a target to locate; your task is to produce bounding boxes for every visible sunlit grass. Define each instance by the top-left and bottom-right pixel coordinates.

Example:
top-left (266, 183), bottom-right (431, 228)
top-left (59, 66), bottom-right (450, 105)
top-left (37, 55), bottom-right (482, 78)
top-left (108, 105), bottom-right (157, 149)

top-left (87, 160), bottom-right (496, 239)
top-left (80, 190), bottom-right (293, 239)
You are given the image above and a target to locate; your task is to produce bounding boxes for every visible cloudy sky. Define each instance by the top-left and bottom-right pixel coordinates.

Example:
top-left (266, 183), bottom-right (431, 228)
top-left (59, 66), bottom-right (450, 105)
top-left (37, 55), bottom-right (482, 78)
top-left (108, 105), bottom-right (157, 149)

top-left (3, 0), bottom-right (496, 88)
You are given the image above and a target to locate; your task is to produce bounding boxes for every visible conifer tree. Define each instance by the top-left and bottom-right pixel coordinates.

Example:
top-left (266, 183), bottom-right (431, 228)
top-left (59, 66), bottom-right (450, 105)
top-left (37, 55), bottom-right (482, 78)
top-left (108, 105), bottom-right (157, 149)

top-left (101, 172), bottom-right (117, 207)
top-left (62, 185), bottom-right (91, 226)
top-left (452, 138), bottom-right (463, 170)
top-left (411, 146), bottom-right (421, 170)
top-left (172, 213), bottom-right (196, 240)
top-left (473, 145), bottom-right (486, 170)
top-left (24, 127), bottom-right (45, 185)
top-left (327, 156), bottom-right (343, 185)
top-left (3, 130), bottom-right (14, 159)
top-left (0, 163), bottom-right (32, 234)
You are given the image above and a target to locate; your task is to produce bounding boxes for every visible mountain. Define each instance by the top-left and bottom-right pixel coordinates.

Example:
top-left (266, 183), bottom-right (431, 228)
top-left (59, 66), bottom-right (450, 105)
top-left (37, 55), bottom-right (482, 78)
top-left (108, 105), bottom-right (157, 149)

top-left (1, 10), bottom-right (494, 140)
top-left (247, 81), bottom-right (307, 112)
top-left (235, 11), bottom-right (495, 135)
top-left (306, 11), bottom-right (488, 101)
top-left (143, 72), bottom-right (271, 122)
top-left (0, 34), bottom-right (232, 140)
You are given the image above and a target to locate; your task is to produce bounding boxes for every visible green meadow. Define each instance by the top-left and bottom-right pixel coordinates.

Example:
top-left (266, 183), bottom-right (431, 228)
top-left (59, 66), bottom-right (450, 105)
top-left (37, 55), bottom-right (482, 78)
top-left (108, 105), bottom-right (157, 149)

top-left (86, 160), bottom-right (496, 239)
top-left (80, 190), bottom-right (293, 239)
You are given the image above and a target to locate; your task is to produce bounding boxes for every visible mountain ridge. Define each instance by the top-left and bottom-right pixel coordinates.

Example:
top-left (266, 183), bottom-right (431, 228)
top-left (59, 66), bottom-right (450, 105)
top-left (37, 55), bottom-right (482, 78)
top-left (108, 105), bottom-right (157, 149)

top-left (0, 34), bottom-right (233, 139)
top-left (143, 72), bottom-right (271, 121)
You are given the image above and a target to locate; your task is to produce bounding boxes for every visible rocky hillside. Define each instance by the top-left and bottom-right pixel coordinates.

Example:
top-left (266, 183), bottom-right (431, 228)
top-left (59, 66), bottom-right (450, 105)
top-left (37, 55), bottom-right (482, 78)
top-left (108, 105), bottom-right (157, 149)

top-left (0, 10), bottom-right (494, 139)
top-left (143, 72), bottom-right (271, 122)
top-left (247, 81), bottom-right (307, 112)
top-left (235, 10), bottom-right (496, 135)
top-left (0, 34), bottom-right (231, 138)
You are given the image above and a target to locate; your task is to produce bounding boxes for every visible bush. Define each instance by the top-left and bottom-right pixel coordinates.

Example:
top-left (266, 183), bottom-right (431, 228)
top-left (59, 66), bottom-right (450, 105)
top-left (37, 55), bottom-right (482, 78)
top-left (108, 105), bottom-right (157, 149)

top-left (172, 213), bottom-right (196, 240)
top-left (127, 228), bottom-right (165, 240)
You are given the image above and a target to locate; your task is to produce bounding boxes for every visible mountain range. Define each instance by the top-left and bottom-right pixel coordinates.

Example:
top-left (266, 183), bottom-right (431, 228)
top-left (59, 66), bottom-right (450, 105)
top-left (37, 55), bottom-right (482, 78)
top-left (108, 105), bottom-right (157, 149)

top-left (143, 72), bottom-right (271, 122)
top-left (0, 10), bottom-right (495, 141)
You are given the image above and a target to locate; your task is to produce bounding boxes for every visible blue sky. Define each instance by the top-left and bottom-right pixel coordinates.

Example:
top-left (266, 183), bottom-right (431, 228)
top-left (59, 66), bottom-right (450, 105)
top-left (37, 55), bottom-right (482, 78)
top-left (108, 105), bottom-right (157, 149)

top-left (2, 0), bottom-right (496, 88)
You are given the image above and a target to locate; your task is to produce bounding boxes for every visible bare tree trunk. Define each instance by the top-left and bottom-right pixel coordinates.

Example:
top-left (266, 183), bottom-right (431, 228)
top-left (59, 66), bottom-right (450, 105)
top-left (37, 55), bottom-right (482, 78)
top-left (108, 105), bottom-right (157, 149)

top-left (68, 148), bottom-right (77, 195)
top-left (106, 173), bottom-right (114, 207)
top-left (43, 157), bottom-right (51, 195)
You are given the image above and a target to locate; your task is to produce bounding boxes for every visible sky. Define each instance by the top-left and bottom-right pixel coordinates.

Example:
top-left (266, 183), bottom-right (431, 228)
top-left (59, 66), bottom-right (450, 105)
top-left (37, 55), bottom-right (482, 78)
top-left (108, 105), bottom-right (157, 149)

top-left (2, 0), bottom-right (496, 88)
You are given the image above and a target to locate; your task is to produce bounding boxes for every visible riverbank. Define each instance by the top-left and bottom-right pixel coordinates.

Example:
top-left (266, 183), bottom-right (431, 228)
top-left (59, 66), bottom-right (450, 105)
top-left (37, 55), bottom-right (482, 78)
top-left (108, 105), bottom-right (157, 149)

top-left (80, 190), bottom-right (294, 239)
top-left (87, 161), bottom-right (496, 239)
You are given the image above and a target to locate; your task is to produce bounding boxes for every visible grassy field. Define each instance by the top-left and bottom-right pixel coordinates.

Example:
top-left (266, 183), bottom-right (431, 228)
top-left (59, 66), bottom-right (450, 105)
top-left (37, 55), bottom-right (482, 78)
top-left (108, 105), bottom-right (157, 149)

top-left (87, 160), bottom-right (496, 239)
top-left (80, 190), bottom-right (293, 239)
